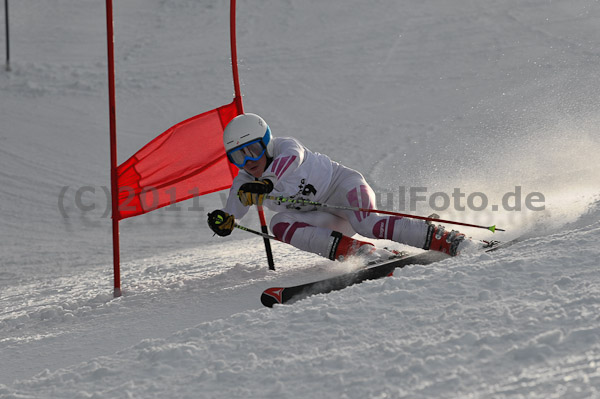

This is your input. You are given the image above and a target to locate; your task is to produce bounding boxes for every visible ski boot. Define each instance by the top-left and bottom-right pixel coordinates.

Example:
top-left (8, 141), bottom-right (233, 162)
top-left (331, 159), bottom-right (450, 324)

top-left (330, 232), bottom-right (403, 264)
top-left (423, 224), bottom-right (467, 256)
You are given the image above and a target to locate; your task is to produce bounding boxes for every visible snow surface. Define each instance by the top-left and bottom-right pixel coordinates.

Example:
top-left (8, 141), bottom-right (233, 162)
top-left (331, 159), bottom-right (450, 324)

top-left (1, 0), bottom-right (600, 397)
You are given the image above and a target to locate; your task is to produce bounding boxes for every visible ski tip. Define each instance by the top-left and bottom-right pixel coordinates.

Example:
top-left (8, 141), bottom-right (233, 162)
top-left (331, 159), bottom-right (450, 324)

top-left (260, 294), bottom-right (277, 308)
top-left (261, 287), bottom-right (285, 308)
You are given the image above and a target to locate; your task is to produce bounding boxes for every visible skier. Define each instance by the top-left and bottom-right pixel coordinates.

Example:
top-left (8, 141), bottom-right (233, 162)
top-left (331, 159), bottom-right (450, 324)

top-left (207, 113), bottom-right (472, 262)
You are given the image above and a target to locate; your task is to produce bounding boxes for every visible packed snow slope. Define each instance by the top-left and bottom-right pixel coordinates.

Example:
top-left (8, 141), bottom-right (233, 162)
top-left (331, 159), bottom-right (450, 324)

top-left (1, 0), bottom-right (600, 397)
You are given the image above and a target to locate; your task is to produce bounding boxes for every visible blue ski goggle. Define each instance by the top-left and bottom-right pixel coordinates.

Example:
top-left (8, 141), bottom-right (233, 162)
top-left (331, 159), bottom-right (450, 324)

top-left (227, 138), bottom-right (268, 168)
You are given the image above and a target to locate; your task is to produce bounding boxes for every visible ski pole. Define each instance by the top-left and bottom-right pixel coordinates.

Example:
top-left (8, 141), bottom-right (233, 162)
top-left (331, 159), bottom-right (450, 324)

top-left (235, 223), bottom-right (280, 241)
top-left (264, 195), bottom-right (505, 233)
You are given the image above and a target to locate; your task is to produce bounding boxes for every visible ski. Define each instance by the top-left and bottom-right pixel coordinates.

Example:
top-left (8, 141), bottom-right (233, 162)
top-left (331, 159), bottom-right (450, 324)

top-left (260, 251), bottom-right (450, 307)
top-left (260, 236), bottom-right (524, 307)
top-left (482, 236), bottom-right (522, 252)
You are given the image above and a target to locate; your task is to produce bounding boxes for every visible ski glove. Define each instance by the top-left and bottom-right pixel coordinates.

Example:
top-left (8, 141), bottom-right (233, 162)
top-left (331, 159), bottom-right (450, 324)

top-left (207, 210), bottom-right (235, 237)
top-left (238, 179), bottom-right (274, 207)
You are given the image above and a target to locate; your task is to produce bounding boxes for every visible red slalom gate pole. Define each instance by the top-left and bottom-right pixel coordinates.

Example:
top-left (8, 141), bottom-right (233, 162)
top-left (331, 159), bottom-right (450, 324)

top-left (230, 0), bottom-right (275, 270)
top-left (105, 0), bottom-right (121, 297)
top-left (230, 0), bottom-right (243, 115)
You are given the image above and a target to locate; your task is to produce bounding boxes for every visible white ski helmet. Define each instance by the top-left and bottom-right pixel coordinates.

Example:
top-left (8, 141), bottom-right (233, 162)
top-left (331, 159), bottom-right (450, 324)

top-left (223, 113), bottom-right (273, 168)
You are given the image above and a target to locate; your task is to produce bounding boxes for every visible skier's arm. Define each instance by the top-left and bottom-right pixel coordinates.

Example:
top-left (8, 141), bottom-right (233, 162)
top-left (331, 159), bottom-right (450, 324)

top-left (207, 176), bottom-right (252, 237)
top-left (207, 210), bottom-right (235, 237)
top-left (237, 179), bottom-right (274, 206)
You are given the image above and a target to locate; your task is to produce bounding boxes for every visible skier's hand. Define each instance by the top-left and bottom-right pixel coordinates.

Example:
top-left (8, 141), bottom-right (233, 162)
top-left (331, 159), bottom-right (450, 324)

top-left (238, 179), bottom-right (274, 207)
top-left (207, 210), bottom-right (235, 237)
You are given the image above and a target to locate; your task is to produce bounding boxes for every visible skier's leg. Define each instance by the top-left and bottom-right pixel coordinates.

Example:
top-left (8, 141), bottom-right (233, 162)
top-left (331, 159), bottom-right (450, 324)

top-left (340, 184), bottom-right (430, 247)
top-left (269, 211), bottom-right (374, 261)
top-left (325, 167), bottom-right (468, 256)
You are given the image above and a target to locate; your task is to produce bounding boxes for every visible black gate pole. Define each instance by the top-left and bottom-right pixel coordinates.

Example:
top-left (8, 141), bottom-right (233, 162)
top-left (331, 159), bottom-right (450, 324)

top-left (5, 0), bottom-right (9, 71)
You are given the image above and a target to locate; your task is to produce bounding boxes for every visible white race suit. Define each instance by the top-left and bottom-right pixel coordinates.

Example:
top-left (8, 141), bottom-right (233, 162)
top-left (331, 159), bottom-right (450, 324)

top-left (222, 137), bottom-right (429, 259)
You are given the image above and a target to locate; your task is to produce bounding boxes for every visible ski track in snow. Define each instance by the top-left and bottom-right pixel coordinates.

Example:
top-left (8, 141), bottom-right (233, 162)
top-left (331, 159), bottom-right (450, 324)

top-left (2, 224), bottom-right (600, 398)
top-left (2, 0), bottom-right (600, 397)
